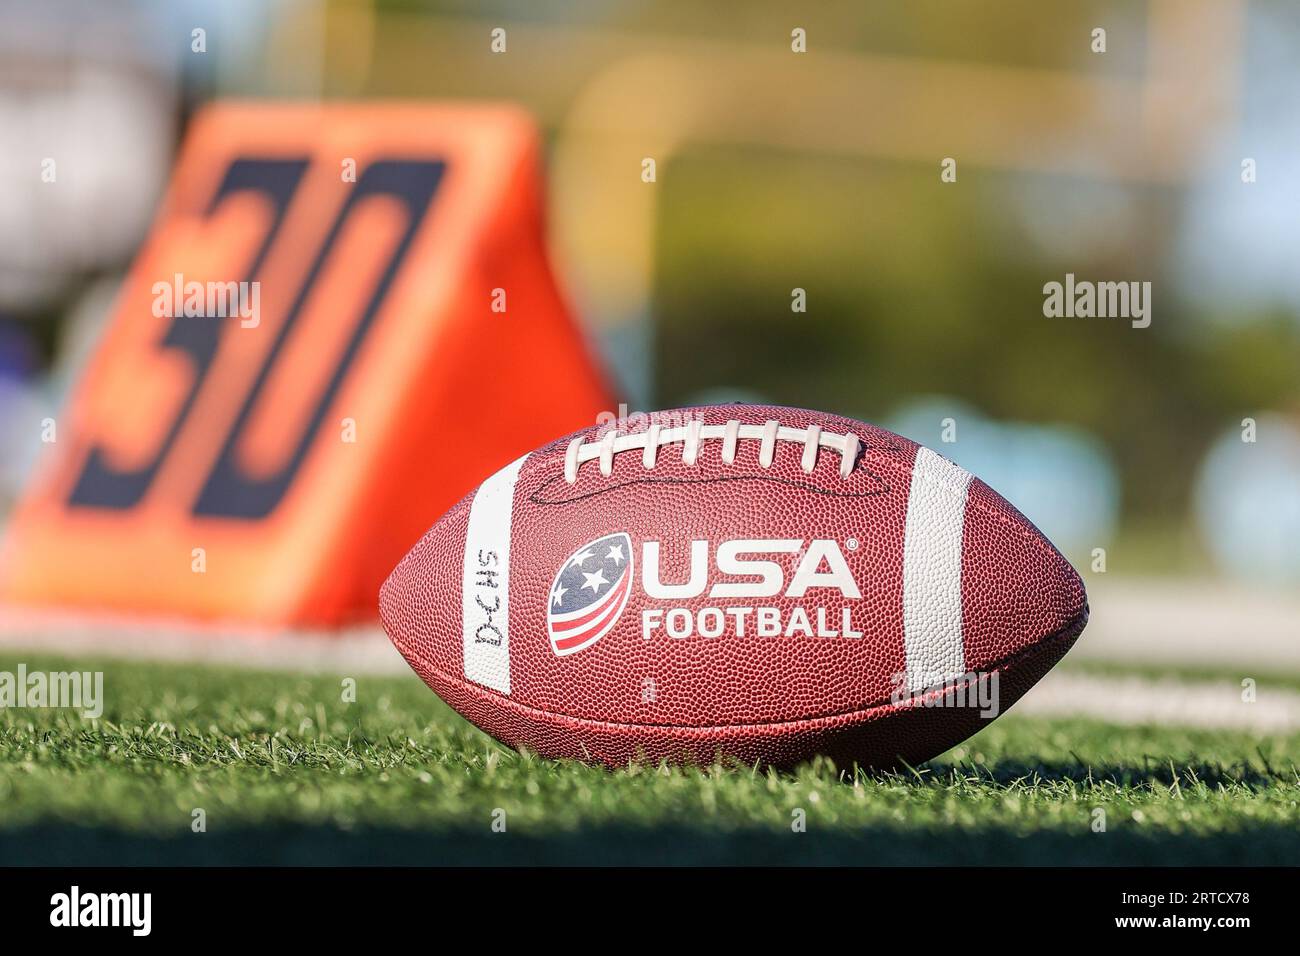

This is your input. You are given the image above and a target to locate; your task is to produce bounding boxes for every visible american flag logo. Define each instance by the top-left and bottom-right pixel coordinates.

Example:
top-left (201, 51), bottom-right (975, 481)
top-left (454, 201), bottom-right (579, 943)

top-left (546, 532), bottom-right (633, 657)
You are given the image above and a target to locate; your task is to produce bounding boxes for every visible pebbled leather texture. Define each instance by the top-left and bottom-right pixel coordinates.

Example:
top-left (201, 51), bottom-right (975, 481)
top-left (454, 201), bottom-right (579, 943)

top-left (381, 404), bottom-right (1089, 770)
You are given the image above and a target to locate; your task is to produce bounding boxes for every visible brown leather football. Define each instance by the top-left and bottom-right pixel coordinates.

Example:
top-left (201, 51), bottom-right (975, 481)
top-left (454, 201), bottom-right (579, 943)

top-left (381, 404), bottom-right (1088, 770)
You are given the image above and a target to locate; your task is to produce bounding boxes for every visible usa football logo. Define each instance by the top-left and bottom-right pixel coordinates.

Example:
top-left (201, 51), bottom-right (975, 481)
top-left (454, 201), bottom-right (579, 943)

top-left (547, 533), bottom-right (633, 657)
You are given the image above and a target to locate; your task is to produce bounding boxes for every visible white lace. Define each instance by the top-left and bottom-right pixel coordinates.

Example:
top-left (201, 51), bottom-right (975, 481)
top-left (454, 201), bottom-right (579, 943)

top-left (563, 420), bottom-right (861, 483)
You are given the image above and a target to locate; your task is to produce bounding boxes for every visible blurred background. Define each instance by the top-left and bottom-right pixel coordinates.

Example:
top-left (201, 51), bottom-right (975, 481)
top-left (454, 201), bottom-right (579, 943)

top-left (0, 0), bottom-right (1296, 663)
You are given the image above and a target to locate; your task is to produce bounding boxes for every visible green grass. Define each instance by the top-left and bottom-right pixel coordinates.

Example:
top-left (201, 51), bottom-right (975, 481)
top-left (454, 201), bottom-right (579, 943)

top-left (0, 654), bottom-right (1295, 865)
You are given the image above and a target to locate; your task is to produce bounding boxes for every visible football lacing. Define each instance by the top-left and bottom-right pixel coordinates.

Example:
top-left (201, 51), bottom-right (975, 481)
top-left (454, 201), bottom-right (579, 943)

top-left (563, 420), bottom-right (861, 483)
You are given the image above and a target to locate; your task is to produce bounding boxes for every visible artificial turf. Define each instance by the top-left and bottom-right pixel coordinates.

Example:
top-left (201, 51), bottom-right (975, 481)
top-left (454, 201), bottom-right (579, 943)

top-left (0, 653), bottom-right (1295, 865)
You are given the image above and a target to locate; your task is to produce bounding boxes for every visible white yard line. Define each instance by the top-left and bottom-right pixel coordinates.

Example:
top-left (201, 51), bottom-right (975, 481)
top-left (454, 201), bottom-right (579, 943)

top-left (1019, 671), bottom-right (1300, 732)
top-left (1074, 577), bottom-right (1300, 670)
top-left (0, 606), bottom-right (406, 675)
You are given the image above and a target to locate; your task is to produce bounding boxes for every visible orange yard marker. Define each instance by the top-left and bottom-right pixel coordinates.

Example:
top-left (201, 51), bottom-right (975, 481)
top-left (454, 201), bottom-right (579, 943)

top-left (0, 103), bottom-right (614, 626)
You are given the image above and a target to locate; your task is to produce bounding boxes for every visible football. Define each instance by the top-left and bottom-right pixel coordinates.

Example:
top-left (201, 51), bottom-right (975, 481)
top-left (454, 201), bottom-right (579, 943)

top-left (381, 404), bottom-right (1089, 770)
